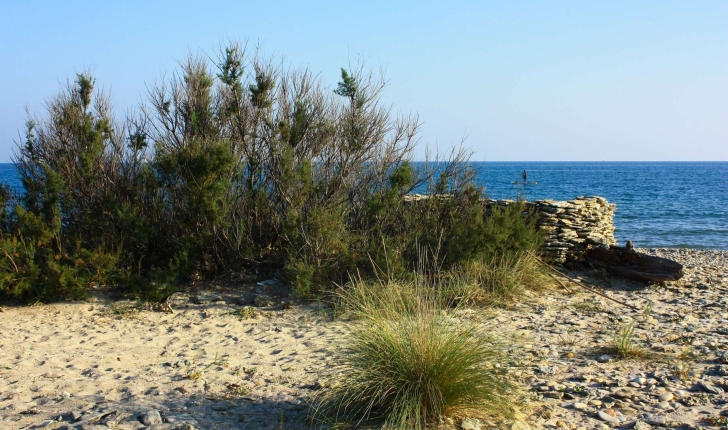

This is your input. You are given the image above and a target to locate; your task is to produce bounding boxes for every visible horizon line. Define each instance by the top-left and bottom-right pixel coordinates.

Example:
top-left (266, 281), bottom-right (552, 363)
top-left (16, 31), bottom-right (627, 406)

top-left (0, 159), bottom-right (726, 164)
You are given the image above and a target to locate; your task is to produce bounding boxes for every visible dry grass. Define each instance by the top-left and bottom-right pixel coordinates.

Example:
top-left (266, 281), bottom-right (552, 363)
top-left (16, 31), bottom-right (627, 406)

top-left (311, 277), bottom-right (523, 429)
top-left (444, 251), bottom-right (556, 307)
top-left (612, 302), bottom-right (654, 360)
top-left (612, 320), bottom-right (649, 359)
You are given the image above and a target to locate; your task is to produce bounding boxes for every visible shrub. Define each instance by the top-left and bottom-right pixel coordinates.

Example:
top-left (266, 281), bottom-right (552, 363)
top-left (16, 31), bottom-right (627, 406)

top-left (312, 278), bottom-right (521, 428)
top-left (451, 250), bottom-right (554, 306)
top-left (2, 41), bottom-right (548, 301)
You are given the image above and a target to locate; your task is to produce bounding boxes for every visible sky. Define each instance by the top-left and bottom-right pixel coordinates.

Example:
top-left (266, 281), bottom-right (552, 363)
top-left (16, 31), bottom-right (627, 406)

top-left (1, 0), bottom-right (726, 162)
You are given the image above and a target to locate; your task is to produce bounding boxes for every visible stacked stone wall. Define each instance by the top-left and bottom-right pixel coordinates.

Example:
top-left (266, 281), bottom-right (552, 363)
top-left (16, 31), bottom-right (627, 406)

top-left (485, 196), bottom-right (617, 264)
top-left (406, 194), bottom-right (617, 264)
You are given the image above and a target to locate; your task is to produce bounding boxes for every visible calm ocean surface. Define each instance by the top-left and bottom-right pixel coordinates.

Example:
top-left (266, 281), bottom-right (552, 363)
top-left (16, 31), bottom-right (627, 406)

top-left (0, 162), bottom-right (725, 249)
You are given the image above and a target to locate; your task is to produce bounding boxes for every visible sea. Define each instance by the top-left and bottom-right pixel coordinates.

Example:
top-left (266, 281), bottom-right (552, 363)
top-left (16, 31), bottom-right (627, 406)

top-left (0, 162), bottom-right (725, 250)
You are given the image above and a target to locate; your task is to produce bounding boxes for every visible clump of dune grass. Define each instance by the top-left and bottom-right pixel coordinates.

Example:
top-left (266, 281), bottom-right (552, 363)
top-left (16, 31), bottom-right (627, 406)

top-left (611, 319), bottom-right (653, 360)
top-left (612, 302), bottom-right (654, 360)
top-left (613, 320), bottom-right (640, 358)
top-left (443, 251), bottom-right (555, 307)
top-left (311, 276), bottom-right (522, 429)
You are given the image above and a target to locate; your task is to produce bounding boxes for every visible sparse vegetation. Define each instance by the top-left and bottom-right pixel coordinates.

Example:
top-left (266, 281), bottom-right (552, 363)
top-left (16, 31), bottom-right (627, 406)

top-left (706, 415), bottom-right (728, 426)
top-left (184, 353), bottom-right (228, 381)
top-left (311, 276), bottom-right (522, 429)
top-left (669, 358), bottom-right (692, 381)
top-left (613, 319), bottom-right (645, 359)
top-left (612, 301), bottom-right (653, 359)
top-left (446, 249), bottom-right (554, 307)
top-left (104, 301), bottom-right (141, 318)
top-left (572, 299), bottom-right (605, 314)
top-left (185, 365), bottom-right (203, 381)
top-left (228, 307), bottom-right (257, 320)
top-left (227, 383), bottom-right (250, 396)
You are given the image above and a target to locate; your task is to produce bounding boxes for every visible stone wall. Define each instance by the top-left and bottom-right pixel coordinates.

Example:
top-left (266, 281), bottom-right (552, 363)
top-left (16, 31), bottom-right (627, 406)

top-left (486, 196), bottom-right (617, 264)
top-left (407, 194), bottom-right (618, 265)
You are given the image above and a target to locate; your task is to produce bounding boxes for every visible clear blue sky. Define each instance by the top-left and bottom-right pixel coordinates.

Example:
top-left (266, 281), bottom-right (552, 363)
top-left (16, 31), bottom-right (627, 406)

top-left (1, 0), bottom-right (726, 161)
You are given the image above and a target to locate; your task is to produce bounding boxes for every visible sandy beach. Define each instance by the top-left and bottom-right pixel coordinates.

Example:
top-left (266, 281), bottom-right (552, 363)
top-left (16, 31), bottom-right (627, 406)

top-left (1, 249), bottom-right (727, 429)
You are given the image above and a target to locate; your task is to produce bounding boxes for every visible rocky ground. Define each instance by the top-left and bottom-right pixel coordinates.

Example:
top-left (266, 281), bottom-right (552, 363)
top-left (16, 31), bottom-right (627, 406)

top-left (1, 249), bottom-right (727, 429)
top-left (492, 248), bottom-right (728, 430)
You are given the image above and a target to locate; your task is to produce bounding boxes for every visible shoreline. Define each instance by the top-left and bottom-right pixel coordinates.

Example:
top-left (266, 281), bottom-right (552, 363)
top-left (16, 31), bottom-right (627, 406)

top-left (0, 248), bottom-right (727, 429)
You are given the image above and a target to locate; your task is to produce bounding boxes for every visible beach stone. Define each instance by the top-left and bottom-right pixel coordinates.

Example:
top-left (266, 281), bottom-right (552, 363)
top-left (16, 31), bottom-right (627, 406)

top-left (193, 294), bottom-right (223, 304)
top-left (78, 410), bottom-right (117, 425)
top-left (642, 414), bottom-right (666, 426)
top-left (253, 294), bottom-right (275, 307)
top-left (211, 401), bottom-right (235, 411)
top-left (659, 392), bottom-right (674, 402)
top-left (164, 414), bottom-right (196, 424)
top-left (611, 388), bottom-right (633, 399)
top-left (711, 365), bottom-right (728, 376)
top-left (597, 409), bottom-right (620, 424)
top-left (461, 417), bottom-right (481, 430)
top-left (235, 293), bottom-right (256, 305)
top-left (100, 411), bottom-right (119, 426)
top-left (573, 402), bottom-right (588, 410)
top-left (619, 407), bottom-right (638, 416)
top-left (698, 380), bottom-right (722, 394)
top-left (633, 421), bottom-right (652, 430)
top-left (140, 410), bottom-right (163, 426)
top-left (597, 355), bottom-right (613, 363)
top-left (70, 411), bottom-right (83, 421)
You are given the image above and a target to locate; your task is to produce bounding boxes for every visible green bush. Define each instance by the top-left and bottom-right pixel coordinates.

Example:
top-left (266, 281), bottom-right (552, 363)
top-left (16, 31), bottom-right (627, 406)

top-left (0, 41), bottom-right (548, 301)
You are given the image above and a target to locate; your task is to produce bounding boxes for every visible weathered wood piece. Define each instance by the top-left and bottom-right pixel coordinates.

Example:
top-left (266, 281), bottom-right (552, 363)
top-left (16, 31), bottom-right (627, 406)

top-left (586, 245), bottom-right (683, 283)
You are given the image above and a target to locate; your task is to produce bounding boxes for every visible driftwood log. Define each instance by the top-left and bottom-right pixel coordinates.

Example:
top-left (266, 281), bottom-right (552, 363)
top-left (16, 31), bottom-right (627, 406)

top-left (585, 244), bottom-right (683, 283)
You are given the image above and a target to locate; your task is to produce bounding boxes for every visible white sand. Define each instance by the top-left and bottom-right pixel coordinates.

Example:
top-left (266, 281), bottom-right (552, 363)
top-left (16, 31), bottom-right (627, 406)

top-left (0, 290), bottom-right (347, 429)
top-left (2, 248), bottom-right (727, 429)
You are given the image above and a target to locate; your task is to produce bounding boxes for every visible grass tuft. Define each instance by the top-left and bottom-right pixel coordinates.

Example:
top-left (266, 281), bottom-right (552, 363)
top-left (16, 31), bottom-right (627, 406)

top-left (444, 251), bottom-right (555, 307)
top-left (311, 278), bottom-right (521, 429)
top-left (612, 302), bottom-right (653, 360)
top-left (572, 299), bottom-right (605, 314)
top-left (228, 307), bottom-right (257, 320)
top-left (104, 301), bottom-right (141, 318)
top-left (613, 320), bottom-right (645, 359)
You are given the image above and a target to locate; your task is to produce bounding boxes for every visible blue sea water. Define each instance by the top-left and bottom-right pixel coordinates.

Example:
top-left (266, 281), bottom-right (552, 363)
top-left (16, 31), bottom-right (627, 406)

top-left (0, 164), bottom-right (21, 193)
top-left (468, 162), bottom-right (727, 250)
top-left (0, 162), bottom-right (726, 249)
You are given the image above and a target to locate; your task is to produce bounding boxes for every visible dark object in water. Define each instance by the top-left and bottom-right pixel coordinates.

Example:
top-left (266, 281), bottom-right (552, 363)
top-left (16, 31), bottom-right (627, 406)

top-left (586, 245), bottom-right (683, 283)
top-left (511, 181), bottom-right (538, 185)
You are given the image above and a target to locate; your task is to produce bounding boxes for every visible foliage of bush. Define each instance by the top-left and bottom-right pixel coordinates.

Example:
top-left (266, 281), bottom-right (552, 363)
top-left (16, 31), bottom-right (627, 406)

top-left (0, 42), bottom-right (544, 301)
